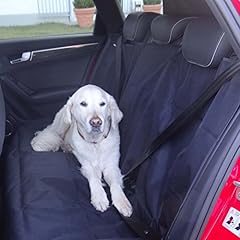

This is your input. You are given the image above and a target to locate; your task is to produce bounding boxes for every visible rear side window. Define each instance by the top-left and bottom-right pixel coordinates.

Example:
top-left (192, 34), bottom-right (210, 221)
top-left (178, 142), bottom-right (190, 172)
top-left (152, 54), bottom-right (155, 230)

top-left (120, 0), bottom-right (163, 16)
top-left (0, 0), bottom-right (95, 40)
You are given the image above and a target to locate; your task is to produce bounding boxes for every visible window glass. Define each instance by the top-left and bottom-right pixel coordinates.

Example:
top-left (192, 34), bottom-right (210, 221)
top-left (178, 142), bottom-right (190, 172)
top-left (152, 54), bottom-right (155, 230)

top-left (0, 0), bottom-right (95, 40)
top-left (120, 0), bottom-right (163, 17)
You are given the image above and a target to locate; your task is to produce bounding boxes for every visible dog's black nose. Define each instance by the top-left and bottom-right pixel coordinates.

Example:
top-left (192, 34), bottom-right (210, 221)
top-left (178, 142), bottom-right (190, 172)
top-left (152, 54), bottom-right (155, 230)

top-left (89, 117), bottom-right (102, 128)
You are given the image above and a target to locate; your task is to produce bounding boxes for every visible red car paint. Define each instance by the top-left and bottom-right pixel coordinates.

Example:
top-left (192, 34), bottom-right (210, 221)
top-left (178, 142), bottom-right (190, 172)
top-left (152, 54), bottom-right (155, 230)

top-left (201, 157), bottom-right (240, 239)
top-left (232, 0), bottom-right (240, 14)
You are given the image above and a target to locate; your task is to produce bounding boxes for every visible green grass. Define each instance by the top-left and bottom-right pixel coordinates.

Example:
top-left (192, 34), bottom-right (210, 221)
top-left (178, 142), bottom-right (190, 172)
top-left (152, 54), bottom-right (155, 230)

top-left (0, 23), bottom-right (93, 40)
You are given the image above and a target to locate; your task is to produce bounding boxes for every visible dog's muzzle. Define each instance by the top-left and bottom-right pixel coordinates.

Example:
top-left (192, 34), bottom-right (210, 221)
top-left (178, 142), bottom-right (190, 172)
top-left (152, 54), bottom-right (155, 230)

top-left (89, 117), bottom-right (102, 132)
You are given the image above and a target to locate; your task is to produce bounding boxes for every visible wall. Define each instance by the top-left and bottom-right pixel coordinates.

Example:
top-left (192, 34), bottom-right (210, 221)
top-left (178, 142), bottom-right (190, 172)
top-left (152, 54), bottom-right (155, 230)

top-left (0, 0), bottom-right (73, 26)
top-left (0, 0), bottom-right (38, 15)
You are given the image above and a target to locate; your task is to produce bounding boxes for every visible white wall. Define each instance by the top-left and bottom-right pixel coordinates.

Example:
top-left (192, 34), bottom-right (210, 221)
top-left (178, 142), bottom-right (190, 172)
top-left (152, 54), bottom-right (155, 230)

top-left (122, 0), bottom-right (144, 15)
top-left (0, 0), bottom-right (38, 15)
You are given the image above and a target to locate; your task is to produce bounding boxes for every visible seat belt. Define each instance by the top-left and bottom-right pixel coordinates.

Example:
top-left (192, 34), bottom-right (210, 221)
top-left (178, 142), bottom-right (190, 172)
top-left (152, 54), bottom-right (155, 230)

top-left (115, 36), bottom-right (123, 100)
top-left (115, 36), bottom-right (123, 82)
top-left (121, 60), bottom-right (240, 240)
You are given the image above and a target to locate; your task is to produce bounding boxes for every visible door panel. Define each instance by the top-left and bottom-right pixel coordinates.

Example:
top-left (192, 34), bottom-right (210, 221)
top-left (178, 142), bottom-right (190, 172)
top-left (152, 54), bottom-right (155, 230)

top-left (0, 35), bottom-right (105, 123)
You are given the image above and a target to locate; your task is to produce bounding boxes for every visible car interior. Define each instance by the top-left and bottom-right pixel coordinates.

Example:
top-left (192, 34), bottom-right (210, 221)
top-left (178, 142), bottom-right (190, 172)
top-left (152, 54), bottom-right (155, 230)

top-left (1, 0), bottom-right (240, 239)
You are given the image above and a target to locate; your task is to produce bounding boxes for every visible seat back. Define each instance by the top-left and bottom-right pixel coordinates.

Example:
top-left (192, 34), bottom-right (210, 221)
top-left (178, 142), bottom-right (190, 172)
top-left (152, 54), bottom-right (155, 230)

top-left (128, 17), bottom-right (233, 236)
top-left (119, 15), bottom-right (195, 172)
top-left (87, 12), bottom-right (158, 101)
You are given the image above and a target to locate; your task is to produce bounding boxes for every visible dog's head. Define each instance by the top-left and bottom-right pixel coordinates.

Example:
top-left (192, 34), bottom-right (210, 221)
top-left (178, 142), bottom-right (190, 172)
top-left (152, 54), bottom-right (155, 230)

top-left (63, 85), bottom-right (123, 142)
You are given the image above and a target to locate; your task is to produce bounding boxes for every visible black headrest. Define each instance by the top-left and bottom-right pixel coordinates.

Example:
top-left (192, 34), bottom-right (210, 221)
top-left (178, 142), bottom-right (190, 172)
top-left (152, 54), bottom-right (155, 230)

top-left (151, 15), bottom-right (196, 44)
top-left (182, 18), bottom-right (232, 68)
top-left (123, 12), bottom-right (158, 42)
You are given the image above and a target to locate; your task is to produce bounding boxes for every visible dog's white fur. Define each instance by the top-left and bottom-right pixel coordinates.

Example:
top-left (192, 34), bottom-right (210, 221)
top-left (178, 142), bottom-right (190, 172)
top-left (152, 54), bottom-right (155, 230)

top-left (31, 85), bottom-right (132, 217)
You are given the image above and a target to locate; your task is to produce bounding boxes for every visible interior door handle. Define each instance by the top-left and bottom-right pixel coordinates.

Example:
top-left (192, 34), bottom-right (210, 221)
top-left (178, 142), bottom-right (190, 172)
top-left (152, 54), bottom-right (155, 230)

top-left (10, 52), bottom-right (32, 64)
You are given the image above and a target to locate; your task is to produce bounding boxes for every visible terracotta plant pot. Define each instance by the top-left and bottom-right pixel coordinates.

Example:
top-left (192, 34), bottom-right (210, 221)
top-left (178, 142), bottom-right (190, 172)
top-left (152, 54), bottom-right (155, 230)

top-left (143, 4), bottom-right (161, 13)
top-left (74, 7), bottom-right (95, 28)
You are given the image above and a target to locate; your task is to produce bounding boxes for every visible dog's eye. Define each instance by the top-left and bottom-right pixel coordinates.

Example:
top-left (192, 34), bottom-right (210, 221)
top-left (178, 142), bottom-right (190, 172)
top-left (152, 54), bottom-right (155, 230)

top-left (80, 101), bottom-right (87, 107)
top-left (100, 102), bottom-right (106, 107)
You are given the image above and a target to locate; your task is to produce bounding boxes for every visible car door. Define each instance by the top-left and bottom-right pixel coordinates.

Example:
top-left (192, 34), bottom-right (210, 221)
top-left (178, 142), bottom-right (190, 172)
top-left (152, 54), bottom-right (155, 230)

top-left (0, 34), bottom-right (104, 122)
top-left (0, 0), bottom-right (123, 125)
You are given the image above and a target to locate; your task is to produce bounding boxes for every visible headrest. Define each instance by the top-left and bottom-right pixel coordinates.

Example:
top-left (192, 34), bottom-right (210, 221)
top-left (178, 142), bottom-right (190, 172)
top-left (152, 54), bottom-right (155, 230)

top-left (123, 12), bottom-right (158, 42)
top-left (182, 18), bottom-right (232, 68)
top-left (151, 15), bottom-right (195, 44)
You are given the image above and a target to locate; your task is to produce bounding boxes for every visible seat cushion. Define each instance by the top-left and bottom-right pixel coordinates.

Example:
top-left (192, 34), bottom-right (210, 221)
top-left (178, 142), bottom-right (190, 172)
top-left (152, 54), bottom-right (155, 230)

top-left (3, 119), bottom-right (137, 240)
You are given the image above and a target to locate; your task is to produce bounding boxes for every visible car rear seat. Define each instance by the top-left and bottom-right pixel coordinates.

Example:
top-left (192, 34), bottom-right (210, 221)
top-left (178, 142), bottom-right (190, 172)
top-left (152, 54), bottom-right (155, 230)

top-left (1, 15), bottom-right (193, 240)
top-left (2, 16), bottom-right (237, 240)
top-left (86, 12), bottom-right (158, 102)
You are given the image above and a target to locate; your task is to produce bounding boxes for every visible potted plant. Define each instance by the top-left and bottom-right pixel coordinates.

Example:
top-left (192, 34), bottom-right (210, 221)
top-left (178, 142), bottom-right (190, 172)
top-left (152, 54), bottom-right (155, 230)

top-left (143, 0), bottom-right (161, 13)
top-left (73, 0), bottom-right (95, 28)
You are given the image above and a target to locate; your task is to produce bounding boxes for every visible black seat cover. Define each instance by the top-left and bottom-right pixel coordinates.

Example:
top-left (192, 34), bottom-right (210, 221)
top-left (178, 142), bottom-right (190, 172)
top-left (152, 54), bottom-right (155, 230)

top-left (87, 12), bottom-right (158, 102)
top-left (2, 17), bottom-right (237, 240)
top-left (0, 85), bottom-right (5, 155)
top-left (127, 18), bottom-right (233, 235)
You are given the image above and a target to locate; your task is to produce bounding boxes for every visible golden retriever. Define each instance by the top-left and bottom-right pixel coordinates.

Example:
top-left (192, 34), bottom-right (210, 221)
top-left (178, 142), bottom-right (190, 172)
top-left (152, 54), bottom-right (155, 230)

top-left (31, 85), bottom-right (132, 217)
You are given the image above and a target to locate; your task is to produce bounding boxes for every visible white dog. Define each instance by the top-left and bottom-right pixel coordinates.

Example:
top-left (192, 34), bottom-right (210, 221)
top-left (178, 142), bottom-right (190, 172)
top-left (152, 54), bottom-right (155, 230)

top-left (31, 85), bottom-right (132, 217)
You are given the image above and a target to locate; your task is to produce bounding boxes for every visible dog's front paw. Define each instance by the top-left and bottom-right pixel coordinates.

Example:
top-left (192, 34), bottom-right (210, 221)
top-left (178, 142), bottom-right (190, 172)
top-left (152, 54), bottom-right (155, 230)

top-left (112, 191), bottom-right (133, 217)
top-left (91, 189), bottom-right (109, 212)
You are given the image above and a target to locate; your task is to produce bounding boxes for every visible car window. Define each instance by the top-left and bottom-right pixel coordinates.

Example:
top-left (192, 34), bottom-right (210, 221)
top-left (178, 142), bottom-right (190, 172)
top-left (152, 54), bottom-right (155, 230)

top-left (120, 0), bottom-right (163, 17)
top-left (0, 0), bottom-right (95, 40)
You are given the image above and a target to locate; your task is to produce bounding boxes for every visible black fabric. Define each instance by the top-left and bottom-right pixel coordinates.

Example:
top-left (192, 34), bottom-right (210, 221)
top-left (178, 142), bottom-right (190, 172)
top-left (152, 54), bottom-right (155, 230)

top-left (151, 15), bottom-right (195, 44)
top-left (88, 13), bottom-right (158, 101)
top-left (87, 35), bottom-right (122, 100)
top-left (122, 60), bottom-right (240, 239)
top-left (115, 36), bottom-right (123, 98)
top-left (3, 14), bottom-right (183, 239)
top-left (0, 84), bottom-right (5, 235)
top-left (163, 0), bottom-right (212, 17)
top-left (3, 58), bottom-right (235, 239)
top-left (124, 60), bottom-right (240, 178)
top-left (159, 59), bottom-right (240, 235)
top-left (117, 19), bottom-right (233, 237)
top-left (126, 58), bottom-right (235, 236)
top-left (122, 212), bottom-right (161, 240)
top-left (123, 12), bottom-right (158, 42)
top-left (0, 85), bottom-right (5, 155)
top-left (2, 120), bottom-right (138, 240)
top-left (182, 17), bottom-right (232, 68)
top-left (166, 71), bottom-right (240, 239)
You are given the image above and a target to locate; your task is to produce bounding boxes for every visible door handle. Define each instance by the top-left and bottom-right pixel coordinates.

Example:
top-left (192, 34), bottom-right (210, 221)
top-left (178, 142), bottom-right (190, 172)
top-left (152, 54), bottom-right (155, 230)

top-left (10, 52), bottom-right (31, 64)
top-left (233, 181), bottom-right (240, 188)
top-left (233, 181), bottom-right (240, 200)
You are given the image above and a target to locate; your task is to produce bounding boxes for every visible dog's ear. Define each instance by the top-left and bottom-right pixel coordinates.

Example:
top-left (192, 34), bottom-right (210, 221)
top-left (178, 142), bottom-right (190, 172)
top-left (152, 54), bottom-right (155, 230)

top-left (49, 99), bottom-right (72, 138)
top-left (63, 100), bottom-right (72, 125)
top-left (109, 96), bottom-right (123, 129)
